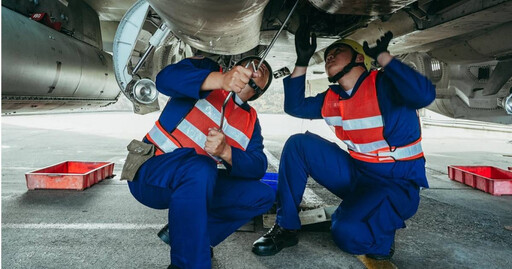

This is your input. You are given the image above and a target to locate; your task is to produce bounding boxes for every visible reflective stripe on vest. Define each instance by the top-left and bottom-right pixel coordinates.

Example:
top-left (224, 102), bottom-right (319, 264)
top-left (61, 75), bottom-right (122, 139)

top-left (343, 115), bottom-right (383, 130)
top-left (145, 90), bottom-right (256, 161)
top-left (324, 116), bottom-right (343, 127)
top-left (321, 71), bottom-right (423, 163)
top-left (342, 139), bottom-right (389, 153)
top-left (146, 122), bottom-right (180, 153)
top-left (194, 98), bottom-right (251, 148)
top-left (379, 139), bottom-right (423, 159)
top-left (349, 138), bottom-right (424, 162)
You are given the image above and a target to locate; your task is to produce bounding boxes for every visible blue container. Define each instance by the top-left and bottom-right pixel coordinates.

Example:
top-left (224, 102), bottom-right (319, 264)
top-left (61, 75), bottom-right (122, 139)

top-left (260, 172), bottom-right (278, 191)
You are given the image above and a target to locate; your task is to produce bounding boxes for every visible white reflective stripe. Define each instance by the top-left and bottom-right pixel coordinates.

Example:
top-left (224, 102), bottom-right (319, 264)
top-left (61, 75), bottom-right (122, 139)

top-left (164, 120), bottom-right (221, 161)
top-left (148, 125), bottom-right (180, 153)
top-left (343, 139), bottom-right (389, 153)
top-left (153, 120), bottom-right (221, 162)
top-left (343, 116), bottom-right (383, 130)
top-left (194, 98), bottom-right (250, 149)
top-left (342, 140), bottom-right (356, 151)
top-left (379, 141), bottom-right (423, 159)
top-left (195, 99), bottom-right (221, 125)
top-left (223, 122), bottom-right (250, 149)
top-left (176, 119), bottom-right (207, 149)
top-left (324, 116), bottom-right (343, 127)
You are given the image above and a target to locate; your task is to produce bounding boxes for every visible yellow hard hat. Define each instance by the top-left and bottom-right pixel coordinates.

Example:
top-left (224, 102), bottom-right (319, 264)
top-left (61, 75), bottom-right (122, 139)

top-left (324, 39), bottom-right (372, 71)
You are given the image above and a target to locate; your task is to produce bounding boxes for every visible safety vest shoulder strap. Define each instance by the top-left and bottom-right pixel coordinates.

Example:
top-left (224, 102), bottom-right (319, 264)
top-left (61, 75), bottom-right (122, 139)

top-left (322, 89), bottom-right (343, 126)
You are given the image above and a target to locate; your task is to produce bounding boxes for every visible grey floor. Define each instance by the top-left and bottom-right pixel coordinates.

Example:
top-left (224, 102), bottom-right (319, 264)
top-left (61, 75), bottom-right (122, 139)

top-left (2, 112), bottom-right (512, 269)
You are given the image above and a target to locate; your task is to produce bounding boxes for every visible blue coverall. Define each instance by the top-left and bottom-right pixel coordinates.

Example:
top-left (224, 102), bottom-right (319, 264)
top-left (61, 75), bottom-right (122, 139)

top-left (277, 58), bottom-right (435, 256)
top-left (128, 57), bottom-right (276, 269)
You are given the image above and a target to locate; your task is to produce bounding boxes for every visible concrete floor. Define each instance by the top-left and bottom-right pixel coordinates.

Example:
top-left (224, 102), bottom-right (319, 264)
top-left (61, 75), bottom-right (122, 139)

top-left (2, 112), bottom-right (512, 269)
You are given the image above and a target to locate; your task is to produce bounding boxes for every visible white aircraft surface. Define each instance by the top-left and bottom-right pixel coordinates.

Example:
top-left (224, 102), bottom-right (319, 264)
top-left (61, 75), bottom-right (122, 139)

top-left (2, 0), bottom-right (512, 123)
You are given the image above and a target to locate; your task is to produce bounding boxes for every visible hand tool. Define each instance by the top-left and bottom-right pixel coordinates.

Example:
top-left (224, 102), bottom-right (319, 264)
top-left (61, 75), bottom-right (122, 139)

top-left (219, 0), bottom-right (299, 131)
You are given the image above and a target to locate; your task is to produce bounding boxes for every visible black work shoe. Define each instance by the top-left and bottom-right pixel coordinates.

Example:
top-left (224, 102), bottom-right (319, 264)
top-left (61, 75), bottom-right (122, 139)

top-left (168, 265), bottom-right (180, 269)
top-left (252, 223), bottom-right (299, 256)
top-left (159, 224), bottom-right (214, 258)
top-left (366, 242), bottom-right (395, 260)
top-left (158, 224), bottom-right (170, 245)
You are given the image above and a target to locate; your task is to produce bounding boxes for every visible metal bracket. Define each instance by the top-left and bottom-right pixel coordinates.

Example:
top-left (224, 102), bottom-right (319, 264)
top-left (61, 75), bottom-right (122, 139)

top-left (482, 59), bottom-right (512, 96)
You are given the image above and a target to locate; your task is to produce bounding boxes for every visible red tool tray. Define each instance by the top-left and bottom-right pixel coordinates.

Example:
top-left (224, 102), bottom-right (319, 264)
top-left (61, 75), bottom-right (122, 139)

top-left (25, 161), bottom-right (114, 190)
top-left (448, 166), bottom-right (512, 196)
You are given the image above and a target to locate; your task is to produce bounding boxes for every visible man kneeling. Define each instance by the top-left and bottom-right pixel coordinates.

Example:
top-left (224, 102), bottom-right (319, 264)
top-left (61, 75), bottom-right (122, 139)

top-left (123, 55), bottom-right (275, 269)
top-left (252, 18), bottom-right (435, 261)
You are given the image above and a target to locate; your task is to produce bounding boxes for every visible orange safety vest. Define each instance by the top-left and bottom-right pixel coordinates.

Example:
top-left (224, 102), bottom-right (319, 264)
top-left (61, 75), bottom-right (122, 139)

top-left (145, 90), bottom-right (257, 162)
top-left (321, 71), bottom-right (424, 163)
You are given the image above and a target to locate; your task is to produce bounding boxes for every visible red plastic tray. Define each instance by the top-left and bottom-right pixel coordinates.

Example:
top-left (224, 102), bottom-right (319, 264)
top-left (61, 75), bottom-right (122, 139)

top-left (448, 166), bottom-right (512, 196)
top-left (25, 161), bottom-right (114, 190)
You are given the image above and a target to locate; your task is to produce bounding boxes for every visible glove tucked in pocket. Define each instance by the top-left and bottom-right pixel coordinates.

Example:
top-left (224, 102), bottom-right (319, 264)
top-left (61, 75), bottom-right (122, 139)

top-left (120, 139), bottom-right (155, 181)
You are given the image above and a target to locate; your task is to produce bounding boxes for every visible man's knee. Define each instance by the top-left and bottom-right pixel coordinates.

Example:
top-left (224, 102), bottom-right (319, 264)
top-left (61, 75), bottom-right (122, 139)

top-left (174, 155), bottom-right (217, 194)
top-left (282, 133), bottom-right (310, 157)
top-left (237, 181), bottom-right (276, 214)
top-left (284, 133), bottom-right (309, 148)
top-left (331, 219), bottom-right (371, 255)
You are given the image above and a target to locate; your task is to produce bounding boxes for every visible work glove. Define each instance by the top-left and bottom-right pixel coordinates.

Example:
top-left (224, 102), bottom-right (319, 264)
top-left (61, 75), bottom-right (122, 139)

top-left (294, 16), bottom-right (317, 67)
top-left (363, 31), bottom-right (393, 59)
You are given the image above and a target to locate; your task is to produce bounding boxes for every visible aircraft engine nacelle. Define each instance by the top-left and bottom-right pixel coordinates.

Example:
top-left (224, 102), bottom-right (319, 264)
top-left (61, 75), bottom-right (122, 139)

top-left (1, 6), bottom-right (119, 114)
top-left (146, 0), bottom-right (269, 55)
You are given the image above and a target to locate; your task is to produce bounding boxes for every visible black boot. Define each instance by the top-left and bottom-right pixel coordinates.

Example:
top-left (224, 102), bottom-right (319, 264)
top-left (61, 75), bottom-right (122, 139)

top-left (252, 224), bottom-right (299, 256)
top-left (158, 224), bottom-right (170, 246)
top-left (366, 241), bottom-right (395, 260)
top-left (158, 224), bottom-right (214, 258)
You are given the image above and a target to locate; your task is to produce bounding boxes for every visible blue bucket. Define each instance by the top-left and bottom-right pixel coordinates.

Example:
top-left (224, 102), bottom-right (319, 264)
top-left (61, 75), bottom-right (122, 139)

top-left (260, 172), bottom-right (278, 191)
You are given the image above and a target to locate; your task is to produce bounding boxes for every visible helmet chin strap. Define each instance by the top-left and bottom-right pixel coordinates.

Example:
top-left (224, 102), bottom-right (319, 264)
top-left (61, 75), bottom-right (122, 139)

top-left (327, 52), bottom-right (365, 83)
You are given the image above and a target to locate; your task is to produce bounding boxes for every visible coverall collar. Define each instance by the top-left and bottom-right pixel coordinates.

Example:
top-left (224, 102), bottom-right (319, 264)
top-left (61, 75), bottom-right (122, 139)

top-left (233, 92), bottom-right (251, 112)
top-left (328, 70), bottom-right (369, 99)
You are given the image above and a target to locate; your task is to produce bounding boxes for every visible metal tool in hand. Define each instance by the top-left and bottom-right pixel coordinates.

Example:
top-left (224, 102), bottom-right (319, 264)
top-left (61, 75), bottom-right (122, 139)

top-left (256, 0), bottom-right (299, 71)
top-left (219, 61), bottom-right (252, 130)
top-left (219, 0), bottom-right (299, 130)
top-left (219, 92), bottom-right (232, 130)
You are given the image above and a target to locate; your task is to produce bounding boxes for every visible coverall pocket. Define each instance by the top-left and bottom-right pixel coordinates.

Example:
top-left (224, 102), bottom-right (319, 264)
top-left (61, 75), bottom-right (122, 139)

top-left (121, 139), bottom-right (155, 181)
top-left (365, 196), bottom-right (405, 247)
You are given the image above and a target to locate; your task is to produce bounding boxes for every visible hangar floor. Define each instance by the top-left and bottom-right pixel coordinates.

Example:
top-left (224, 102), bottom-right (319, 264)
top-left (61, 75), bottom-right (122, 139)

top-left (2, 112), bottom-right (512, 268)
